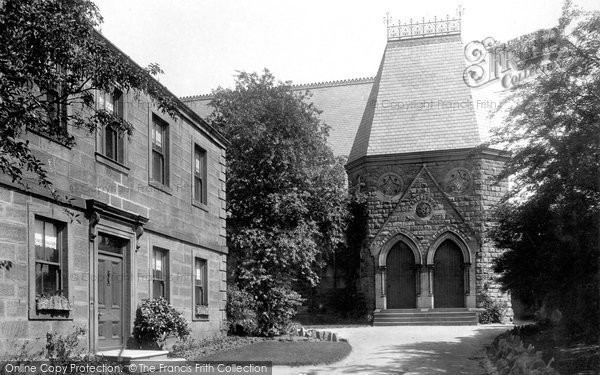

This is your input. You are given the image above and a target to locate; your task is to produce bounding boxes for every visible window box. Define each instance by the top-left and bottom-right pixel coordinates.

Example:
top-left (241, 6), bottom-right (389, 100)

top-left (194, 304), bottom-right (209, 317)
top-left (36, 294), bottom-right (72, 311)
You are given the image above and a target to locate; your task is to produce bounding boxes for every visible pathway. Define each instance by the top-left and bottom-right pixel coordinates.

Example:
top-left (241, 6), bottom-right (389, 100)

top-left (274, 325), bottom-right (511, 375)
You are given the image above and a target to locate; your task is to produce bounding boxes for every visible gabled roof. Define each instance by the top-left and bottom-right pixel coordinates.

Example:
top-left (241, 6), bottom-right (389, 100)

top-left (181, 77), bottom-right (374, 157)
top-left (348, 34), bottom-right (485, 164)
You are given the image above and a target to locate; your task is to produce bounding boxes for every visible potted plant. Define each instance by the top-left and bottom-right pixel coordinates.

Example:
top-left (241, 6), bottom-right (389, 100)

top-left (133, 297), bottom-right (190, 350)
top-left (36, 292), bottom-right (72, 311)
top-left (194, 304), bottom-right (209, 317)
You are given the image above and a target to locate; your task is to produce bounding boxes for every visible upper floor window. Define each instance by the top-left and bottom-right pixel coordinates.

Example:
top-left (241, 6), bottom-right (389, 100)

top-left (194, 145), bottom-right (207, 204)
top-left (47, 88), bottom-right (68, 131)
top-left (34, 218), bottom-right (67, 297)
top-left (152, 247), bottom-right (169, 301)
top-left (97, 89), bottom-right (125, 164)
top-left (151, 115), bottom-right (169, 185)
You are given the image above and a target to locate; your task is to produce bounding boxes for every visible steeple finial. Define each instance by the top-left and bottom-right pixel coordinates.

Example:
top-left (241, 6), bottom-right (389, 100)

top-left (386, 7), bottom-right (462, 41)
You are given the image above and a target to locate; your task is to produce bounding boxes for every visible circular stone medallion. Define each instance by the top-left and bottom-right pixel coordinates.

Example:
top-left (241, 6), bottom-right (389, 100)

top-left (444, 168), bottom-right (472, 195)
top-left (415, 201), bottom-right (432, 218)
top-left (377, 173), bottom-right (403, 197)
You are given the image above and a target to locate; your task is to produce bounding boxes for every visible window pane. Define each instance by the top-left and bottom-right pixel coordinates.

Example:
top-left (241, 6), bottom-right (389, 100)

top-left (195, 286), bottom-right (203, 306)
top-left (153, 280), bottom-right (164, 299)
top-left (44, 221), bottom-right (59, 262)
top-left (152, 151), bottom-right (164, 183)
top-left (153, 123), bottom-right (162, 148)
top-left (117, 133), bottom-right (125, 164)
top-left (195, 259), bottom-right (202, 284)
top-left (113, 91), bottom-right (123, 118)
top-left (97, 92), bottom-right (105, 109)
top-left (36, 263), bottom-right (60, 295)
top-left (105, 128), bottom-right (115, 160)
top-left (194, 177), bottom-right (202, 202)
top-left (105, 99), bottom-right (114, 114)
top-left (98, 234), bottom-right (127, 255)
top-left (35, 219), bottom-right (44, 260)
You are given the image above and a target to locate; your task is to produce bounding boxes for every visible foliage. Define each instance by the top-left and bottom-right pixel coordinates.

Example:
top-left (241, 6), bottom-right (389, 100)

top-left (478, 288), bottom-right (507, 324)
top-left (0, 0), bottom-right (178, 197)
top-left (490, 1), bottom-right (599, 342)
top-left (132, 298), bottom-right (190, 347)
top-left (208, 70), bottom-right (347, 335)
top-left (0, 339), bottom-right (43, 364)
top-left (255, 285), bottom-right (304, 336)
top-left (226, 285), bottom-right (259, 336)
top-left (45, 326), bottom-right (86, 361)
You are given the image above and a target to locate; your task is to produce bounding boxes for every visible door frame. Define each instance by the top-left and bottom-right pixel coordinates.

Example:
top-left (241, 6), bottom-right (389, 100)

top-left (385, 242), bottom-right (417, 309)
top-left (377, 234), bottom-right (422, 310)
top-left (89, 221), bottom-right (137, 352)
top-left (426, 232), bottom-right (471, 308)
top-left (432, 239), bottom-right (465, 308)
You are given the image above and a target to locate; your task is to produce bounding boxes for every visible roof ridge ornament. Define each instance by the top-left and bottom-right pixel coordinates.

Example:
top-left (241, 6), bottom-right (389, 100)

top-left (385, 6), bottom-right (462, 41)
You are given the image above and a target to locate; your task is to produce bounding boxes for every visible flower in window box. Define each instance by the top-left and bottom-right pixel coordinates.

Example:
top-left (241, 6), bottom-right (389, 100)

top-left (36, 294), bottom-right (72, 311)
top-left (194, 304), bottom-right (209, 317)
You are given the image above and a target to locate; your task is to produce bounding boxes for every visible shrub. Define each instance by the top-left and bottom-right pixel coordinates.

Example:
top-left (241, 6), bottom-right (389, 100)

top-left (133, 297), bottom-right (190, 348)
top-left (479, 290), bottom-right (507, 324)
top-left (46, 326), bottom-right (86, 361)
top-left (255, 286), bottom-right (303, 337)
top-left (226, 285), bottom-right (258, 336)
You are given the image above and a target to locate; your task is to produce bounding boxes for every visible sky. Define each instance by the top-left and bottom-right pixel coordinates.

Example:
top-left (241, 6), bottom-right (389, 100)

top-left (92, 0), bottom-right (600, 97)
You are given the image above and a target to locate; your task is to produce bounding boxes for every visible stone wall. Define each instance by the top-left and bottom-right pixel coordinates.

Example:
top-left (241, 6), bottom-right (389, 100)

top-left (0, 90), bottom-right (228, 352)
top-left (347, 150), bottom-right (512, 316)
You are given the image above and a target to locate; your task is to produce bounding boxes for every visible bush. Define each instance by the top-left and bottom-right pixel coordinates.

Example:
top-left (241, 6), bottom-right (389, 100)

top-left (478, 290), bottom-right (507, 324)
top-left (255, 286), bottom-right (303, 337)
top-left (133, 297), bottom-right (190, 348)
top-left (46, 326), bottom-right (86, 361)
top-left (226, 285), bottom-right (259, 336)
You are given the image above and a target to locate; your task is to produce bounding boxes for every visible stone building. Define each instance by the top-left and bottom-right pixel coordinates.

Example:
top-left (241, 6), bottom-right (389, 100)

top-left (344, 17), bottom-right (512, 324)
top-left (0, 35), bottom-right (228, 352)
top-left (184, 15), bottom-right (512, 325)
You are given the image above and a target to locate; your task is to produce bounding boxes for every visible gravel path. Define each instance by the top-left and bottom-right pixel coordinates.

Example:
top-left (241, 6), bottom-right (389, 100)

top-left (274, 325), bottom-right (511, 375)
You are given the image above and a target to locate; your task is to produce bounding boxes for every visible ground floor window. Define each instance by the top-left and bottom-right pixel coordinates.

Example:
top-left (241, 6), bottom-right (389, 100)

top-left (34, 217), bottom-right (67, 297)
top-left (194, 258), bottom-right (208, 306)
top-left (152, 247), bottom-right (169, 300)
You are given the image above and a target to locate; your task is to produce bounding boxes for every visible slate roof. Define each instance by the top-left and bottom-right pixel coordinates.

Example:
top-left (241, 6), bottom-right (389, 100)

top-left (181, 77), bottom-right (374, 157)
top-left (348, 34), bottom-right (486, 164)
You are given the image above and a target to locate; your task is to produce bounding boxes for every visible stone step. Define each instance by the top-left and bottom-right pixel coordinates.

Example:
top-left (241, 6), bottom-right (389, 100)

top-left (373, 309), bottom-right (478, 326)
top-left (373, 321), bottom-right (478, 326)
top-left (376, 315), bottom-right (476, 321)
top-left (383, 308), bottom-right (471, 313)
top-left (377, 311), bottom-right (477, 316)
top-left (96, 349), bottom-right (170, 362)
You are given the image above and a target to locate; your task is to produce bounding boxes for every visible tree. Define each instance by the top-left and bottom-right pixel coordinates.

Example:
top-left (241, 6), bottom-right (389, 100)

top-left (0, 0), bottom-right (178, 196)
top-left (490, 1), bottom-right (599, 341)
top-left (207, 70), bottom-right (348, 335)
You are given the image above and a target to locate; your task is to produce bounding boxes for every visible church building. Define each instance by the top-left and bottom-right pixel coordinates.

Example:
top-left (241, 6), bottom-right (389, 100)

top-left (182, 13), bottom-right (513, 325)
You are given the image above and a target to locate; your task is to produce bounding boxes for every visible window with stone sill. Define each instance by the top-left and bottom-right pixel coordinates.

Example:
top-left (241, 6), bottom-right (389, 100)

top-left (97, 89), bottom-right (126, 165)
top-left (151, 115), bottom-right (169, 186)
top-left (33, 216), bottom-right (71, 316)
top-left (193, 257), bottom-right (208, 318)
top-left (27, 87), bottom-right (70, 145)
top-left (193, 145), bottom-right (207, 205)
top-left (152, 247), bottom-right (169, 301)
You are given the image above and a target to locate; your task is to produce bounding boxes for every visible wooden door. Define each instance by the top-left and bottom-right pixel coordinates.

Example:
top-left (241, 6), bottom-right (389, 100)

top-left (433, 240), bottom-right (464, 308)
top-left (97, 234), bottom-right (128, 350)
top-left (386, 242), bottom-right (416, 309)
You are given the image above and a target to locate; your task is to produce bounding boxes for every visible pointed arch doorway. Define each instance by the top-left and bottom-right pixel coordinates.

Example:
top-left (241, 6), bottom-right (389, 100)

top-left (433, 239), bottom-right (464, 308)
top-left (386, 241), bottom-right (416, 309)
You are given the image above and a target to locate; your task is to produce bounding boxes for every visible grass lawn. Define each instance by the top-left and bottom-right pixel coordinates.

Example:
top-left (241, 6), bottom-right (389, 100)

top-left (196, 340), bottom-right (352, 366)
